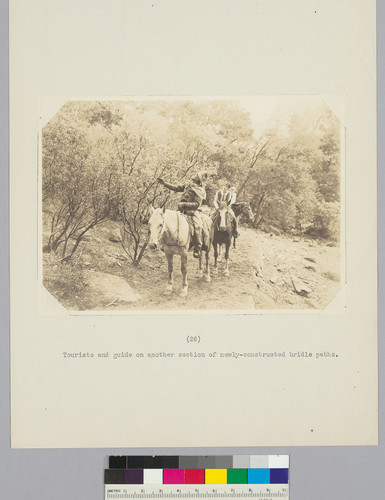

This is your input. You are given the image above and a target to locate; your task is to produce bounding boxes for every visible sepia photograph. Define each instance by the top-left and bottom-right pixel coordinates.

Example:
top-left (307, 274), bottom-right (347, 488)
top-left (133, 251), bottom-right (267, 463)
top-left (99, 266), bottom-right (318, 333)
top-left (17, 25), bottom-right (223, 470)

top-left (10, 0), bottom-right (378, 457)
top-left (41, 96), bottom-right (342, 311)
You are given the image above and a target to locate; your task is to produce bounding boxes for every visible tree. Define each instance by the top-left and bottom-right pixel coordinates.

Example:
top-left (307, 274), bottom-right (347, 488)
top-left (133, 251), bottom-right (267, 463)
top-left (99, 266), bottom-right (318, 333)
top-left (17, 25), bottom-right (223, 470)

top-left (236, 106), bottom-right (340, 239)
top-left (42, 114), bottom-right (118, 259)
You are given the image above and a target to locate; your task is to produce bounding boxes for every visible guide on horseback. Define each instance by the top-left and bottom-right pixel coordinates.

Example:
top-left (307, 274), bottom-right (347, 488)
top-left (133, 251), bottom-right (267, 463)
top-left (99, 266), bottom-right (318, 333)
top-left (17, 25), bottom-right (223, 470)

top-left (157, 171), bottom-right (208, 258)
top-left (212, 182), bottom-right (239, 237)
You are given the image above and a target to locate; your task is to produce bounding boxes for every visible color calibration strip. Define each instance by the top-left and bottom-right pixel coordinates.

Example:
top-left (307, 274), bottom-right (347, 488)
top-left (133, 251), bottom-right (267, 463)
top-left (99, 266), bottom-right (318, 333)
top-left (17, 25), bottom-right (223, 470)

top-left (105, 455), bottom-right (289, 485)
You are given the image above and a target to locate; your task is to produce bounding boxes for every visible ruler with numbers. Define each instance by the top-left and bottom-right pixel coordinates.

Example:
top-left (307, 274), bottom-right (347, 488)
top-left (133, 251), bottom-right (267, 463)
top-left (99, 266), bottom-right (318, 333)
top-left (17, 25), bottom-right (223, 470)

top-left (105, 485), bottom-right (289, 499)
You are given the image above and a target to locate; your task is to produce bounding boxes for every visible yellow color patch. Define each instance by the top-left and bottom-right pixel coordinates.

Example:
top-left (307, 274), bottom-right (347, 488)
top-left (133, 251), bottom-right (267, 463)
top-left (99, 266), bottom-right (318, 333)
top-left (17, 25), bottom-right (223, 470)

top-left (205, 469), bottom-right (227, 484)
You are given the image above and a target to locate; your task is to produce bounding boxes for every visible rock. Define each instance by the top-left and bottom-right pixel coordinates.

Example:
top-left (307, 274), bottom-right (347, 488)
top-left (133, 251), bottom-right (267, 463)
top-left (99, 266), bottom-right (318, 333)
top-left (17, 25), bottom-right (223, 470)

top-left (305, 265), bottom-right (316, 272)
top-left (253, 263), bottom-right (263, 277)
top-left (254, 291), bottom-right (277, 309)
top-left (99, 254), bottom-right (117, 268)
top-left (291, 276), bottom-right (312, 295)
top-left (80, 253), bottom-right (93, 264)
top-left (83, 271), bottom-right (141, 306)
top-left (253, 249), bottom-right (264, 277)
top-left (269, 228), bottom-right (281, 236)
top-left (323, 271), bottom-right (340, 282)
top-left (270, 276), bottom-right (279, 284)
top-left (304, 256), bottom-right (316, 263)
top-left (108, 230), bottom-right (122, 243)
top-left (261, 224), bottom-right (281, 236)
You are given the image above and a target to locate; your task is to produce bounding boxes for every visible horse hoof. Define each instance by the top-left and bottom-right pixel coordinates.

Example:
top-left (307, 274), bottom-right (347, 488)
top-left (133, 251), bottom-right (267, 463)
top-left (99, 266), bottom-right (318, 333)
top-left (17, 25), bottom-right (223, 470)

top-left (218, 256), bottom-right (222, 262)
top-left (204, 275), bottom-right (212, 283)
top-left (224, 270), bottom-right (230, 277)
top-left (212, 267), bottom-right (218, 274)
top-left (196, 271), bottom-right (204, 278)
top-left (164, 288), bottom-right (173, 296)
top-left (179, 289), bottom-right (188, 297)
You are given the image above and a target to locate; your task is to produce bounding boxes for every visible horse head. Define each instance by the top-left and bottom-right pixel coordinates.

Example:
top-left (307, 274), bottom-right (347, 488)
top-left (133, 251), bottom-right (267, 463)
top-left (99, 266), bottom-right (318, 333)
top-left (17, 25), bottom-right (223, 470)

top-left (148, 206), bottom-right (165, 250)
top-left (216, 201), bottom-right (231, 232)
top-left (232, 202), bottom-right (254, 223)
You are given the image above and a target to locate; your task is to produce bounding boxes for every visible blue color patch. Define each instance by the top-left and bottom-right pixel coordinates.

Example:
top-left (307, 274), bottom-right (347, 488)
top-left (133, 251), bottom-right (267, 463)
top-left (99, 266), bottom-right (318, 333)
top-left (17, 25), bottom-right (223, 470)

top-left (248, 468), bottom-right (270, 484)
top-left (270, 468), bottom-right (289, 484)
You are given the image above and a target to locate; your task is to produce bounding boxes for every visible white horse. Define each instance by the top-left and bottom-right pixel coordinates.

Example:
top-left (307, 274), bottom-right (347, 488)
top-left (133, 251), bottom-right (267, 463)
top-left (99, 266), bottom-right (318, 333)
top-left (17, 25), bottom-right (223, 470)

top-left (148, 207), bottom-right (213, 296)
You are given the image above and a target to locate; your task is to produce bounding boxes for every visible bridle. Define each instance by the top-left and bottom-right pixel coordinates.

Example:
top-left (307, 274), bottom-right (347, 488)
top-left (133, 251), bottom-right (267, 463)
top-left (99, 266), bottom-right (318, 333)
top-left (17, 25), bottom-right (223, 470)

top-left (158, 210), bottom-right (183, 247)
top-left (216, 206), bottom-right (230, 230)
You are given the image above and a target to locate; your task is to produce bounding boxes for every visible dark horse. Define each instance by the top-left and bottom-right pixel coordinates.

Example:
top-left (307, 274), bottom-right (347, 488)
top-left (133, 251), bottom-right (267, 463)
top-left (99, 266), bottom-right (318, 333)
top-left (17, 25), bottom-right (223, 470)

top-left (230, 201), bottom-right (254, 248)
top-left (212, 201), bottom-right (234, 277)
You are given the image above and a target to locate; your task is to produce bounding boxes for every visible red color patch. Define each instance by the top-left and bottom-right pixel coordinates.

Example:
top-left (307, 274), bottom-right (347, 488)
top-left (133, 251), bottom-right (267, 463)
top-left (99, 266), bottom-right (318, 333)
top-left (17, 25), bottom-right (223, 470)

top-left (184, 469), bottom-right (205, 484)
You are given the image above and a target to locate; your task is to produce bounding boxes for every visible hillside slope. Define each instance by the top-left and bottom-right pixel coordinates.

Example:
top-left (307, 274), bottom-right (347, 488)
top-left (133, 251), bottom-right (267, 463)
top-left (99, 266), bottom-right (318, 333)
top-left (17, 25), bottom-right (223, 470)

top-left (43, 220), bottom-right (341, 312)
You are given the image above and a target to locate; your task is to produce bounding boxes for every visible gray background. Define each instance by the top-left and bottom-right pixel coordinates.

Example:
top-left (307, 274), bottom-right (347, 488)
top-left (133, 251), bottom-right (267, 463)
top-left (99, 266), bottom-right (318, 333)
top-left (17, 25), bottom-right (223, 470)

top-left (1, 1), bottom-right (383, 498)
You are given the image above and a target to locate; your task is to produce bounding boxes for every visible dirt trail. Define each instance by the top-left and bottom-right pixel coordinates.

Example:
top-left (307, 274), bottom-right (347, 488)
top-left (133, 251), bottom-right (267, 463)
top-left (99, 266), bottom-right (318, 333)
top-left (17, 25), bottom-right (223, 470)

top-left (82, 223), bottom-right (340, 311)
top-left (121, 230), bottom-right (260, 311)
top-left (44, 221), bottom-right (340, 311)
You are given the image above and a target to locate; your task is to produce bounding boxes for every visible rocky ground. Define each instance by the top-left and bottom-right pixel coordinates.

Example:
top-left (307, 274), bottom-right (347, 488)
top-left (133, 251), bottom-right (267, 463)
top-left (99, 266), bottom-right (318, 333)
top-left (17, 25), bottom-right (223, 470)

top-left (43, 220), bottom-right (341, 311)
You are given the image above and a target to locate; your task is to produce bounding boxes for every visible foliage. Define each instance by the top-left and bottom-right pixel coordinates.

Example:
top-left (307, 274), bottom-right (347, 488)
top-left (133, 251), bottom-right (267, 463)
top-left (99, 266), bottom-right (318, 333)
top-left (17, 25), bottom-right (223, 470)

top-left (234, 108), bottom-right (341, 239)
top-left (43, 252), bottom-right (89, 310)
top-left (42, 114), bottom-right (117, 259)
top-left (42, 99), bottom-right (341, 266)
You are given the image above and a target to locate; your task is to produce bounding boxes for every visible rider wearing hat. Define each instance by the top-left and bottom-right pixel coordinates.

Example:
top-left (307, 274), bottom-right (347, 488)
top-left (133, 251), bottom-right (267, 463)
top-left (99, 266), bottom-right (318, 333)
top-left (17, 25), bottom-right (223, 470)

top-left (213, 182), bottom-right (239, 237)
top-left (157, 171), bottom-right (208, 258)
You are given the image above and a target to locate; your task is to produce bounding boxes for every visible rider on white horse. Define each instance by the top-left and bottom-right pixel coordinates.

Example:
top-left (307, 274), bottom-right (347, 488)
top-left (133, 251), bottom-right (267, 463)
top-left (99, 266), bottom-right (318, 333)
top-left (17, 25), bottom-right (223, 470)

top-left (157, 171), bottom-right (208, 258)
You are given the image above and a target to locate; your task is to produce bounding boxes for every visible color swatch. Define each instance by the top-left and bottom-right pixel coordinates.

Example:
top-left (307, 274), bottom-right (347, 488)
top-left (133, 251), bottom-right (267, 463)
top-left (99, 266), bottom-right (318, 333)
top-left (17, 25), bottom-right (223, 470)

top-left (105, 455), bottom-right (289, 485)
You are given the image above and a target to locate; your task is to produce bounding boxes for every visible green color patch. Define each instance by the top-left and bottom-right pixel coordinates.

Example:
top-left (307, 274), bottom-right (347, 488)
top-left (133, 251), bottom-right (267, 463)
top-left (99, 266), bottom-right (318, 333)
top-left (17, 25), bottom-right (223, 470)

top-left (227, 469), bottom-right (248, 484)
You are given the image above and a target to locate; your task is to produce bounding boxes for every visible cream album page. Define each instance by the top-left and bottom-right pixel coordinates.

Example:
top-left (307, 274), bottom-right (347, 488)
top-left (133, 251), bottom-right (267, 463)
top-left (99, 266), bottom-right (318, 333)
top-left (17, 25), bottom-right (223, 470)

top-left (10, 0), bottom-right (377, 447)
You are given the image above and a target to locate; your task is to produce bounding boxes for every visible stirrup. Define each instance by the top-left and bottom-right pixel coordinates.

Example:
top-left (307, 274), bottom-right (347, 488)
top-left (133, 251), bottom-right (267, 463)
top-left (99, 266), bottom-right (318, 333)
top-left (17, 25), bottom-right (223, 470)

top-left (193, 247), bottom-right (201, 258)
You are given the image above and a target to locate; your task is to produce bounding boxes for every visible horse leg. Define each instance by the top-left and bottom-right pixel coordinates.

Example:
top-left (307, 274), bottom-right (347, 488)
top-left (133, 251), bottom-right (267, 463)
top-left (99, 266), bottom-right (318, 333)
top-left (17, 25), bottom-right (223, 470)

top-left (204, 249), bottom-right (211, 282)
top-left (179, 251), bottom-right (188, 297)
top-left (213, 241), bottom-right (218, 274)
top-left (224, 241), bottom-right (230, 277)
top-left (233, 235), bottom-right (237, 249)
top-left (218, 243), bottom-right (222, 262)
top-left (164, 251), bottom-right (174, 294)
top-left (196, 252), bottom-right (203, 278)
